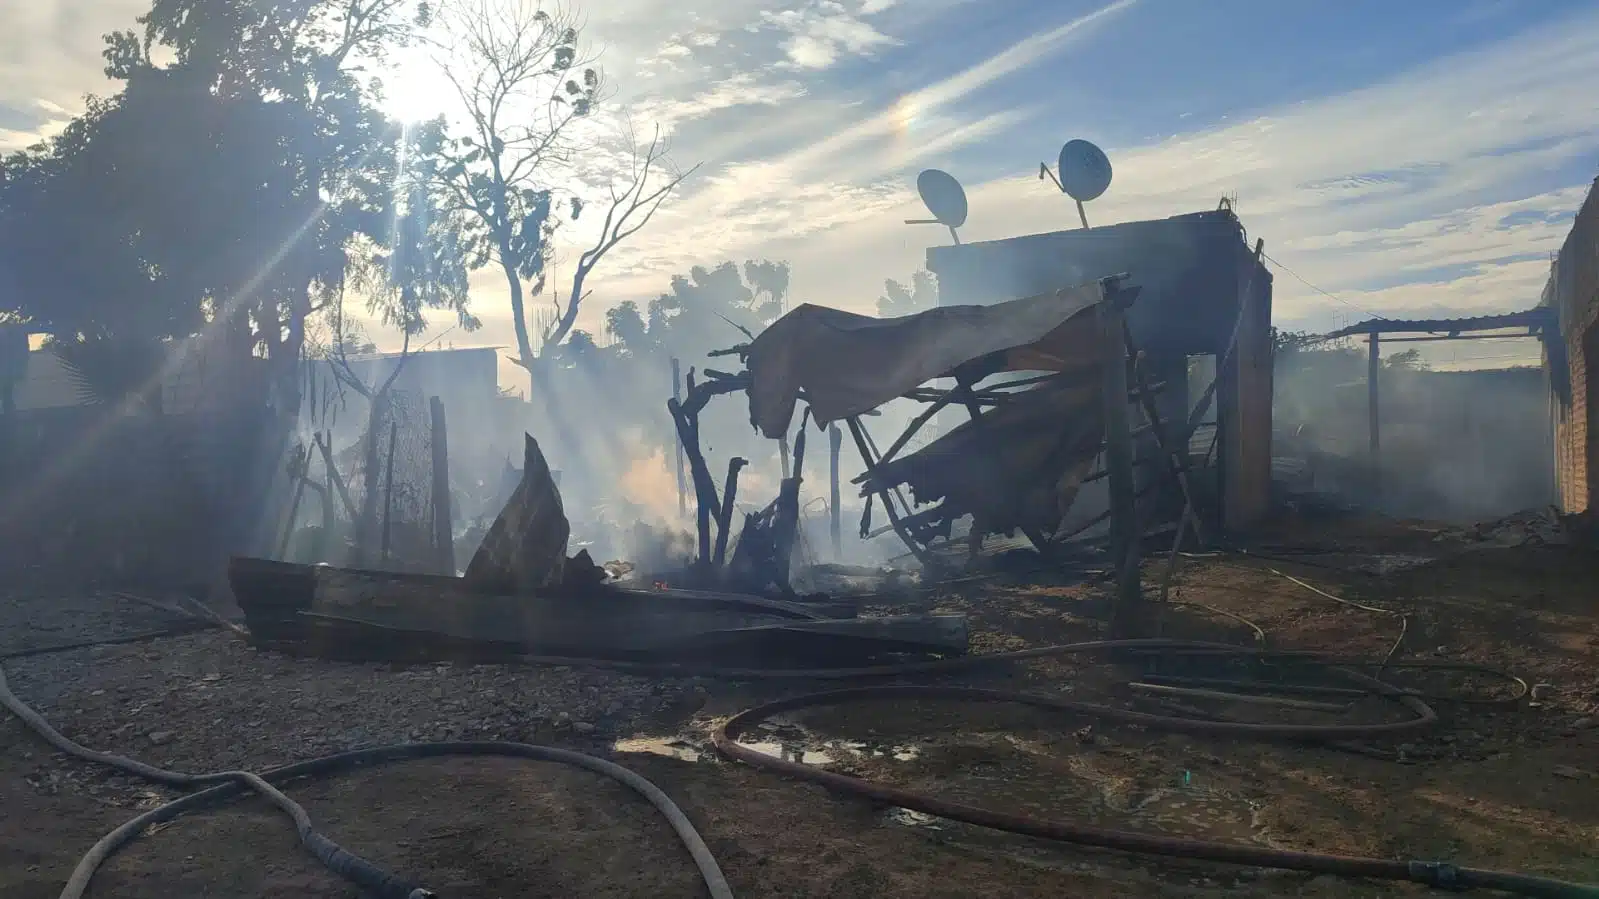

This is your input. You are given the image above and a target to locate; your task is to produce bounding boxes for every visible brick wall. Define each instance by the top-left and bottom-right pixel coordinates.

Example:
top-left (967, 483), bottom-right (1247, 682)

top-left (1549, 177), bottom-right (1599, 513)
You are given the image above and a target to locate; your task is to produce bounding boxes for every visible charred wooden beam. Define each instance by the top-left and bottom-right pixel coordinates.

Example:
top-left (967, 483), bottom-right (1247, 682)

top-left (667, 370), bottom-right (724, 567)
top-left (828, 424), bottom-right (843, 559)
top-left (671, 357), bottom-right (687, 518)
top-left (713, 457), bottom-right (748, 568)
top-left (314, 432), bottom-right (358, 522)
top-left (771, 414), bottom-right (810, 593)
top-left (1098, 279), bottom-right (1147, 640)
top-left (845, 416), bottom-right (939, 570)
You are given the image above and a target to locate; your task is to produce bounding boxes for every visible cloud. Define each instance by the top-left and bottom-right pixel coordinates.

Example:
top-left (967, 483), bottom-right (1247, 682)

top-left (761, 1), bottom-right (898, 70)
top-left (0, 0), bottom-right (151, 149)
top-left (601, 0), bottom-right (1597, 348)
top-left (7, 0), bottom-right (1597, 389)
top-left (552, 0), bottom-right (1139, 284)
top-left (633, 72), bottom-right (809, 133)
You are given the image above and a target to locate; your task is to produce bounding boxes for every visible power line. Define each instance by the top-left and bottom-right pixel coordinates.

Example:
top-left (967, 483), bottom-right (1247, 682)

top-left (1262, 251), bottom-right (1390, 323)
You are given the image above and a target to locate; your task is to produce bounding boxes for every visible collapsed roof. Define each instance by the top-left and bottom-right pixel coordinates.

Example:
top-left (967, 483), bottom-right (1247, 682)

top-left (743, 280), bottom-right (1109, 439)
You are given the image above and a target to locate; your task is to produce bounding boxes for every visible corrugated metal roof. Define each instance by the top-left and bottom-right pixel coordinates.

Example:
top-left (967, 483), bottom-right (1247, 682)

top-left (1322, 307), bottom-right (1555, 339)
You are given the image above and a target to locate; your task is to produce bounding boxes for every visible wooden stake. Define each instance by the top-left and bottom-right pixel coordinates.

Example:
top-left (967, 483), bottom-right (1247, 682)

top-left (429, 396), bottom-right (455, 576)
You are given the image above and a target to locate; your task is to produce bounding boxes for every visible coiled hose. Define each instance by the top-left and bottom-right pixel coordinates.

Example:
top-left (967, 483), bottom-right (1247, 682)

top-left (6, 630), bottom-right (1588, 898)
top-left (0, 663), bottom-right (734, 899)
top-left (710, 640), bottom-right (1599, 899)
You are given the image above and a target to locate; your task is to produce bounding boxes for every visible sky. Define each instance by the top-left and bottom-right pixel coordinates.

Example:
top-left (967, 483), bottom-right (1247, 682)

top-left (3, 0), bottom-right (1598, 382)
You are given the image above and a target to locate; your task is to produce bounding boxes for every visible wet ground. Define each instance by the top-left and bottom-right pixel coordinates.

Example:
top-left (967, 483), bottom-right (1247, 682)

top-left (2, 514), bottom-right (1598, 897)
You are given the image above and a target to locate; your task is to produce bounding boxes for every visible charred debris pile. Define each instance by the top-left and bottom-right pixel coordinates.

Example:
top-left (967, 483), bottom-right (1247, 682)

top-left (229, 429), bottom-right (967, 670)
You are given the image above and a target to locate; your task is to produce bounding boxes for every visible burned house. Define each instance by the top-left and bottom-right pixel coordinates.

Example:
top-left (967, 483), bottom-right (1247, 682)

top-left (926, 208), bottom-right (1274, 532)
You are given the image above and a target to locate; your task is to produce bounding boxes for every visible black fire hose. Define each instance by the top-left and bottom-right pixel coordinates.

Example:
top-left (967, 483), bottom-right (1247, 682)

top-left (712, 643), bottom-right (1598, 899)
top-left (510, 638), bottom-right (1529, 707)
top-left (0, 664), bottom-right (734, 899)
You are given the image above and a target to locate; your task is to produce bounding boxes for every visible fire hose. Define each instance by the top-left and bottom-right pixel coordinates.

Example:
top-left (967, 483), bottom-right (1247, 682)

top-left (708, 640), bottom-right (1598, 899)
top-left (0, 662), bottom-right (734, 899)
top-left (5, 636), bottom-right (1594, 897)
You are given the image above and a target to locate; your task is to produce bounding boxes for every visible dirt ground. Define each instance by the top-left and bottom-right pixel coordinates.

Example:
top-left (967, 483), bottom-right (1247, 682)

top-left (3, 515), bottom-right (1598, 898)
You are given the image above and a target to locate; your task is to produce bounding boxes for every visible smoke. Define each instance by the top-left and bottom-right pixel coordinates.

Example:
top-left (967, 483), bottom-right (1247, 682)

top-left (620, 445), bottom-right (684, 523)
top-left (623, 520), bottom-right (696, 576)
top-left (1273, 349), bottom-right (1551, 523)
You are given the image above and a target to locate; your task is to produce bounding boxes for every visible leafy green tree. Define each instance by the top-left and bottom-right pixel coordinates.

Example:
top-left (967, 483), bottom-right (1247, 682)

top-left (625, 259), bottom-right (791, 361)
top-left (876, 270), bottom-right (937, 317)
top-left (93, 0), bottom-right (434, 411)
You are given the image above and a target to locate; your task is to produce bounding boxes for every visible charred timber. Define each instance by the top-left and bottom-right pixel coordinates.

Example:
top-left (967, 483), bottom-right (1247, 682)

top-left (226, 557), bottom-right (968, 665)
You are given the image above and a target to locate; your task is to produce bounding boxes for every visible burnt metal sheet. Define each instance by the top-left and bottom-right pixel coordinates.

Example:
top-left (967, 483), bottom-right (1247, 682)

top-left (744, 281), bottom-right (1106, 439)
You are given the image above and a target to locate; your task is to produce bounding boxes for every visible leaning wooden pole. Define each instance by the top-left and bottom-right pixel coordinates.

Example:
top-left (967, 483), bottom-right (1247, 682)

top-left (313, 432), bottom-right (359, 521)
top-left (828, 423), bottom-right (843, 559)
top-left (1098, 280), bottom-right (1147, 639)
top-left (275, 444), bottom-right (312, 560)
top-left (671, 357), bottom-right (686, 518)
top-left (429, 396), bottom-right (455, 575)
top-left (713, 457), bottom-right (748, 568)
top-left (380, 420), bottom-right (398, 566)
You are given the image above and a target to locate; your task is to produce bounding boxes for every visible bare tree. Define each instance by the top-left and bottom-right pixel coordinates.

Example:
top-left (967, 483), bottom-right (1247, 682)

top-left (427, 0), bottom-right (696, 389)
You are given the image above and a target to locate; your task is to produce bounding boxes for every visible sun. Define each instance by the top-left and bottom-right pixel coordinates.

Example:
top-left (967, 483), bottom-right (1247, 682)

top-left (378, 47), bottom-right (456, 123)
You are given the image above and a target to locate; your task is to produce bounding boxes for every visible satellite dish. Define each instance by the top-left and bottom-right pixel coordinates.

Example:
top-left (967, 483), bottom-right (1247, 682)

top-left (1057, 140), bottom-right (1112, 202)
top-left (1038, 138), bottom-right (1112, 229)
top-left (905, 168), bottom-right (967, 244)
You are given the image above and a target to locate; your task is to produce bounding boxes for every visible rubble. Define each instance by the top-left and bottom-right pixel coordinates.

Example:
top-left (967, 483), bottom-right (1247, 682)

top-left (1429, 507), bottom-right (1569, 548)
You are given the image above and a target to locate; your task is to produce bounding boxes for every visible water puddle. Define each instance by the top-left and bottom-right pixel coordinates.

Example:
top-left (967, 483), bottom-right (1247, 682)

top-left (611, 737), bottom-right (704, 762)
top-left (612, 720), bottom-right (922, 767)
top-left (886, 808), bottom-right (943, 828)
top-left (738, 721), bottom-right (921, 766)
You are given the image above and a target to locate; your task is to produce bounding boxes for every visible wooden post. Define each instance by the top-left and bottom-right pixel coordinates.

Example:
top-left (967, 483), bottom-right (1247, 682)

top-left (429, 396), bottom-right (455, 576)
top-left (275, 444), bottom-right (311, 560)
top-left (667, 395), bottom-right (719, 568)
top-left (828, 423), bottom-right (843, 559)
top-left (671, 357), bottom-right (686, 518)
top-left (713, 457), bottom-right (748, 568)
top-left (1367, 332), bottom-right (1381, 468)
top-left (380, 419), bottom-right (397, 565)
top-left (354, 393), bottom-right (388, 567)
top-left (1099, 282), bottom-right (1146, 639)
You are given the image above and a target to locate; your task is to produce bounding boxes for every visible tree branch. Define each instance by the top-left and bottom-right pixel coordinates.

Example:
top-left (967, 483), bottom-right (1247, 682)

top-left (541, 126), bottom-right (699, 352)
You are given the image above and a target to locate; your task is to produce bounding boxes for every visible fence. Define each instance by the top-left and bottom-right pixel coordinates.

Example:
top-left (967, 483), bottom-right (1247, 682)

top-left (0, 404), bottom-right (274, 588)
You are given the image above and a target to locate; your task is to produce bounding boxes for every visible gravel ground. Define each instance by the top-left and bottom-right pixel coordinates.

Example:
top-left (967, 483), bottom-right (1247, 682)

top-left (0, 590), bottom-right (197, 659)
top-left (3, 629), bottom-right (710, 786)
top-left (3, 537), bottom-right (1598, 899)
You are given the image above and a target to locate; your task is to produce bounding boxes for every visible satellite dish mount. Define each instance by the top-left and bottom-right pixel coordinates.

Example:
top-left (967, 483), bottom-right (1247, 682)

top-left (1040, 139), bottom-right (1113, 230)
top-left (905, 168), bottom-right (968, 245)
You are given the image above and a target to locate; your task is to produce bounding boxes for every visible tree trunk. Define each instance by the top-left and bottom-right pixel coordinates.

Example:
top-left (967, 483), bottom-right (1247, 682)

top-left (499, 251), bottom-right (536, 397)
